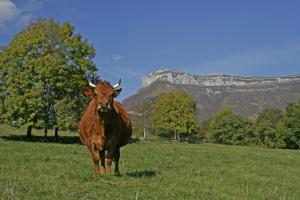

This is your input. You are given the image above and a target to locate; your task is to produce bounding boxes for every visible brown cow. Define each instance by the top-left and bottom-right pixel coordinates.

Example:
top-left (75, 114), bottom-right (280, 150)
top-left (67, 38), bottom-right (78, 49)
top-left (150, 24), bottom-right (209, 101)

top-left (78, 79), bottom-right (132, 175)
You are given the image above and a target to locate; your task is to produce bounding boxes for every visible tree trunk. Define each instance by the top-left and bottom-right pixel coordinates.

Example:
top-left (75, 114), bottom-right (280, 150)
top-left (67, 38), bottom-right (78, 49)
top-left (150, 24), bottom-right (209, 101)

top-left (54, 127), bottom-right (58, 140)
top-left (174, 132), bottom-right (177, 140)
top-left (26, 125), bottom-right (32, 138)
top-left (44, 127), bottom-right (48, 141)
top-left (177, 133), bottom-right (180, 141)
top-left (143, 128), bottom-right (147, 138)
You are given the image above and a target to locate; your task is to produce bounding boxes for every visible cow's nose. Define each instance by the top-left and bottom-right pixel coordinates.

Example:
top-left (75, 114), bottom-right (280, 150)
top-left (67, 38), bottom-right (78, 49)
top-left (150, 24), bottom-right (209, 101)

top-left (100, 101), bottom-right (109, 108)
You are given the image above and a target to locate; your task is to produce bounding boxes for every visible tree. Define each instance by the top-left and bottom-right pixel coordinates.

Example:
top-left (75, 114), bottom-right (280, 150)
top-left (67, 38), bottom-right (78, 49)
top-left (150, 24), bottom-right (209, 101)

top-left (149, 92), bottom-right (199, 141)
top-left (131, 98), bottom-right (154, 138)
top-left (256, 107), bottom-right (283, 127)
top-left (275, 120), bottom-right (291, 149)
top-left (0, 49), bottom-right (4, 123)
top-left (198, 118), bottom-right (210, 142)
top-left (255, 120), bottom-right (278, 148)
top-left (278, 99), bottom-right (300, 149)
top-left (0, 19), bottom-right (97, 135)
top-left (208, 107), bottom-right (256, 146)
top-left (255, 108), bottom-right (283, 148)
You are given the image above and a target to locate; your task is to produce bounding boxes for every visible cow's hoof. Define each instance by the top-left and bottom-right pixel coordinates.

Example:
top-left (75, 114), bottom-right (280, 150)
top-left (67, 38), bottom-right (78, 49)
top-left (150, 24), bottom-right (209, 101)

top-left (100, 167), bottom-right (105, 176)
top-left (106, 167), bottom-right (111, 174)
top-left (94, 168), bottom-right (100, 175)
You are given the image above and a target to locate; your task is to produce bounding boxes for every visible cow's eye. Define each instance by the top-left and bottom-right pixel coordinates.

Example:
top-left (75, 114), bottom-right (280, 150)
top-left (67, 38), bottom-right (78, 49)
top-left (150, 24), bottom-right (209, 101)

top-left (93, 93), bottom-right (97, 97)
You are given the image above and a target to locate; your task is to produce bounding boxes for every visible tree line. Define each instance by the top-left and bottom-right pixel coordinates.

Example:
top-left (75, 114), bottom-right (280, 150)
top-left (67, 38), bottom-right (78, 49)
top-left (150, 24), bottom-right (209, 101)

top-left (0, 19), bottom-right (99, 136)
top-left (1, 18), bottom-right (299, 149)
top-left (132, 92), bottom-right (300, 150)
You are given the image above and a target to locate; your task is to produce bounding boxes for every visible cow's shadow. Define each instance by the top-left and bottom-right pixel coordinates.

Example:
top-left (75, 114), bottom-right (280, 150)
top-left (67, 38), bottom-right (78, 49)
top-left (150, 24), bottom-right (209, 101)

top-left (0, 135), bottom-right (81, 144)
top-left (125, 170), bottom-right (157, 178)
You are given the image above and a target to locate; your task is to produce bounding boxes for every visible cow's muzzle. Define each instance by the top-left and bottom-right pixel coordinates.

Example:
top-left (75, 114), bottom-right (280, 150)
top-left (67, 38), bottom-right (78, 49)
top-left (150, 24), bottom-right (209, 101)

top-left (97, 102), bottom-right (110, 113)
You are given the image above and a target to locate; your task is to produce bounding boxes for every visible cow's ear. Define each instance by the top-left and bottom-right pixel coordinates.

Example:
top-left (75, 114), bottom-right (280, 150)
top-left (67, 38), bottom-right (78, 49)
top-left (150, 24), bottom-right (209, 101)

top-left (113, 88), bottom-right (122, 98)
top-left (82, 87), bottom-right (94, 100)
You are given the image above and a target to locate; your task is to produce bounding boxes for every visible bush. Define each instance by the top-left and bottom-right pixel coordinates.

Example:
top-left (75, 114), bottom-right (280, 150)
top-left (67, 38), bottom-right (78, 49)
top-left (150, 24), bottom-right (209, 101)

top-left (255, 108), bottom-right (283, 148)
top-left (277, 100), bottom-right (300, 149)
top-left (255, 120), bottom-right (278, 148)
top-left (208, 107), bottom-right (256, 146)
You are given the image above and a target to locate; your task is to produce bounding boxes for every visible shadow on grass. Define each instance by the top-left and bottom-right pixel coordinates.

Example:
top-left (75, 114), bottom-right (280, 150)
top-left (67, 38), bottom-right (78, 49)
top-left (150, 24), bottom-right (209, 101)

top-left (129, 137), bottom-right (140, 144)
top-left (1, 134), bottom-right (139, 145)
top-left (0, 135), bottom-right (81, 144)
top-left (126, 170), bottom-right (157, 178)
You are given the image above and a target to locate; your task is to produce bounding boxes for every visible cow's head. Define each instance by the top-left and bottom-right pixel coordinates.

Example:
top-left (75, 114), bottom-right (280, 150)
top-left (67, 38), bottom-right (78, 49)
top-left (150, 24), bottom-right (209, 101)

top-left (82, 79), bottom-right (122, 113)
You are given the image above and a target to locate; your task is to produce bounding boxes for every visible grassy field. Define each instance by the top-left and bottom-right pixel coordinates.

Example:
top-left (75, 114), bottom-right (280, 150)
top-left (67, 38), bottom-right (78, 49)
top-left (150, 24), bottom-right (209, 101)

top-left (0, 125), bottom-right (300, 200)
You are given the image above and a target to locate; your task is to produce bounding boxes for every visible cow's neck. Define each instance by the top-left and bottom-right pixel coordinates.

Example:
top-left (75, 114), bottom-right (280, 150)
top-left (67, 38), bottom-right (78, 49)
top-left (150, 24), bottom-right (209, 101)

top-left (98, 110), bottom-right (115, 131)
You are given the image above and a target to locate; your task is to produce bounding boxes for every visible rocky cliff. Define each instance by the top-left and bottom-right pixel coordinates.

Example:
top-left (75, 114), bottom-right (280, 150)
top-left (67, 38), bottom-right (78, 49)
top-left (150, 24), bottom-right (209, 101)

top-left (143, 69), bottom-right (300, 88)
top-left (124, 70), bottom-right (300, 118)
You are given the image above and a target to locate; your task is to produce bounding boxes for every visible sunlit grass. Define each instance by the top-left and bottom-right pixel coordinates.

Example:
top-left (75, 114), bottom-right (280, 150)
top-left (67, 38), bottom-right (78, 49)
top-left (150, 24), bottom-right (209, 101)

top-left (0, 124), bottom-right (299, 199)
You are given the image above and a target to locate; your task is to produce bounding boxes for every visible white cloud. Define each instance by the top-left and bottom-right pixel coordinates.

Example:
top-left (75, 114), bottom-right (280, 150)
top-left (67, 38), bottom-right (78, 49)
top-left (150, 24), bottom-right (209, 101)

top-left (111, 53), bottom-right (123, 62)
top-left (0, 0), bottom-right (43, 32)
top-left (0, 0), bottom-right (18, 24)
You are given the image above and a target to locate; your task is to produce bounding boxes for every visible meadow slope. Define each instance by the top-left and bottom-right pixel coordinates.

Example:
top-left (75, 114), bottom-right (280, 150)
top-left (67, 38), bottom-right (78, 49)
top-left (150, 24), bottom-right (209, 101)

top-left (0, 125), bottom-right (299, 200)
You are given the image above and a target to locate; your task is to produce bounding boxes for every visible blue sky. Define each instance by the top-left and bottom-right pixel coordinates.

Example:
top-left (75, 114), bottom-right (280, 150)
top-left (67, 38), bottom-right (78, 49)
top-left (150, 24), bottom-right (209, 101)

top-left (1, 0), bottom-right (300, 100)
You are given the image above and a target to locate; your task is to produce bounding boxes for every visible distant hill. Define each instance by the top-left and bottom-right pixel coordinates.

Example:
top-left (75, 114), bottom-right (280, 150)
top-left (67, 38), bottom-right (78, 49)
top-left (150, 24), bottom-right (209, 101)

top-left (123, 70), bottom-right (300, 118)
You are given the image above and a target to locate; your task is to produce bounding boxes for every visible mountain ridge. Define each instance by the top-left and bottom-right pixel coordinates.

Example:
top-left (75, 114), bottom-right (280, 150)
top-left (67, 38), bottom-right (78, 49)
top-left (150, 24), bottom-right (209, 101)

top-left (143, 69), bottom-right (300, 88)
top-left (123, 70), bottom-right (300, 118)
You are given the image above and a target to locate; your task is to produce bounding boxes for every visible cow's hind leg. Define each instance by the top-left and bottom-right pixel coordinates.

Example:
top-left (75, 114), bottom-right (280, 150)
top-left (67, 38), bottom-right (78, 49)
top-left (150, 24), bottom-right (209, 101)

top-left (113, 148), bottom-right (120, 175)
top-left (87, 144), bottom-right (100, 174)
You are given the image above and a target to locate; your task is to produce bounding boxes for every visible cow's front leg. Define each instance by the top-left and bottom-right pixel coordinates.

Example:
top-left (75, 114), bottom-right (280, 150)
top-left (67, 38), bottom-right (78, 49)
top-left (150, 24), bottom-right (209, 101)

top-left (99, 150), bottom-right (106, 176)
top-left (87, 144), bottom-right (100, 174)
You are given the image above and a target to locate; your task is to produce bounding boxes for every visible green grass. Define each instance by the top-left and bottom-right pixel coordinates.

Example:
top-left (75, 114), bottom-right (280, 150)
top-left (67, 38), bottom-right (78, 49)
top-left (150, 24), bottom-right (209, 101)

top-left (0, 124), bottom-right (300, 200)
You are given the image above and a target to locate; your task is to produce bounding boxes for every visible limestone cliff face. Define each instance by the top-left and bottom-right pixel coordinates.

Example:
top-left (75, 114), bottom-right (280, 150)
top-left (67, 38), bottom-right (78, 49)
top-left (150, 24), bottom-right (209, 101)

top-left (143, 69), bottom-right (300, 88)
top-left (123, 69), bottom-right (300, 118)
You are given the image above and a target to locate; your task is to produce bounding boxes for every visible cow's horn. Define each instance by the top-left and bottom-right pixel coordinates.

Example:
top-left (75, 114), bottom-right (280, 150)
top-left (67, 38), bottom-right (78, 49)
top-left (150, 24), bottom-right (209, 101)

top-left (89, 81), bottom-right (96, 88)
top-left (113, 79), bottom-right (121, 89)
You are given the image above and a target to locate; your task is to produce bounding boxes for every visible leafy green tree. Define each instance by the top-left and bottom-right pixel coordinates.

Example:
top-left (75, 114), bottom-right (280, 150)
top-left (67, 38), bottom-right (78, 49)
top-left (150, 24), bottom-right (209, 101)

top-left (149, 92), bottom-right (199, 141)
top-left (255, 108), bottom-right (283, 148)
top-left (275, 120), bottom-right (292, 149)
top-left (0, 47), bottom-right (4, 123)
top-left (278, 99), bottom-right (300, 149)
top-left (0, 19), bottom-right (97, 135)
top-left (256, 107), bottom-right (283, 127)
top-left (255, 120), bottom-right (277, 148)
top-left (208, 107), bottom-right (256, 146)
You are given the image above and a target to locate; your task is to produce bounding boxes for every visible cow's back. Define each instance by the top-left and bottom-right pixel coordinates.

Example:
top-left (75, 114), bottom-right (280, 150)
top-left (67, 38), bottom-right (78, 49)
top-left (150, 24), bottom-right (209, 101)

top-left (113, 101), bottom-right (132, 130)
